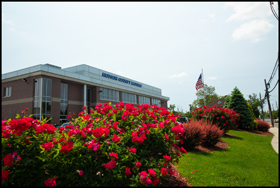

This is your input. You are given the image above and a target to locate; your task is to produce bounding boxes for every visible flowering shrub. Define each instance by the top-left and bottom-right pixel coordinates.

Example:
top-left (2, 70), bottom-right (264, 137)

top-left (191, 105), bottom-right (240, 132)
top-left (180, 120), bottom-right (206, 149)
top-left (2, 103), bottom-right (187, 186)
top-left (201, 122), bottom-right (224, 147)
top-left (256, 119), bottom-right (270, 132)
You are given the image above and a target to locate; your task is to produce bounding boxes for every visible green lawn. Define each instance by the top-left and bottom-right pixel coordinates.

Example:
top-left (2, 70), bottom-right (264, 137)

top-left (177, 130), bottom-right (279, 186)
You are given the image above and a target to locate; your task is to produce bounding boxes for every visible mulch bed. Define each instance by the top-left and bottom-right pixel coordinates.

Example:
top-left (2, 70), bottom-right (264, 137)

top-left (163, 129), bottom-right (275, 187)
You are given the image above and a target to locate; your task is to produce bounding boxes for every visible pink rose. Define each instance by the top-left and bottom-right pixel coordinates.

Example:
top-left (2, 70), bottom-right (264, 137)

top-left (125, 167), bottom-right (131, 176)
top-left (148, 169), bottom-right (156, 177)
top-left (78, 170), bottom-right (84, 176)
top-left (109, 152), bottom-right (118, 159)
top-left (44, 176), bottom-right (57, 187)
top-left (129, 147), bottom-right (136, 153)
top-left (105, 160), bottom-right (117, 170)
top-left (145, 178), bottom-right (152, 185)
top-left (136, 161), bottom-right (141, 168)
top-left (163, 154), bottom-right (171, 161)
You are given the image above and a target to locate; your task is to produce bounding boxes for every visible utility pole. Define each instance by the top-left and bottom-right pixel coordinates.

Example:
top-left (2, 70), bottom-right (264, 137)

top-left (264, 79), bottom-right (274, 127)
top-left (259, 93), bottom-right (264, 121)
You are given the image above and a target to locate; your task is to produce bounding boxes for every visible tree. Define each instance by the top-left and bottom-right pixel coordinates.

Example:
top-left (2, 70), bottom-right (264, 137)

top-left (169, 104), bottom-right (176, 113)
top-left (272, 110), bottom-right (279, 119)
top-left (185, 111), bottom-right (192, 119)
top-left (223, 95), bottom-right (231, 108)
top-left (176, 105), bottom-right (185, 117)
top-left (192, 84), bottom-right (223, 107)
top-left (264, 111), bottom-right (270, 118)
top-left (247, 102), bottom-right (256, 120)
top-left (228, 87), bottom-right (254, 130)
top-left (247, 93), bottom-right (261, 118)
top-left (189, 104), bottom-right (197, 112)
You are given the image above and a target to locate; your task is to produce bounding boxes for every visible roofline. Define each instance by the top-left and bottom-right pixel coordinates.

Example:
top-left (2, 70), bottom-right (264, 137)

top-left (2, 70), bottom-right (170, 101)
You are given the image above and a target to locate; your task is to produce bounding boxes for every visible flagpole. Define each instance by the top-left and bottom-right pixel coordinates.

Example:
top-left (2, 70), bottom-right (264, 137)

top-left (202, 69), bottom-right (206, 106)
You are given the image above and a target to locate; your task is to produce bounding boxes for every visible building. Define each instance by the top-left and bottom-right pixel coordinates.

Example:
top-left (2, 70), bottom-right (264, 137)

top-left (2, 64), bottom-right (169, 125)
top-left (206, 99), bottom-right (225, 108)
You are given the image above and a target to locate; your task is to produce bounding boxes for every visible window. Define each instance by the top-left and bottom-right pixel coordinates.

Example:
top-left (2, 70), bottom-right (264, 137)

top-left (122, 92), bottom-right (137, 104)
top-left (3, 87), bottom-right (11, 97)
top-left (33, 78), bottom-right (52, 123)
top-left (152, 98), bottom-right (161, 107)
top-left (87, 88), bottom-right (90, 113)
top-left (139, 96), bottom-right (150, 105)
top-left (100, 87), bottom-right (119, 102)
top-left (60, 83), bottom-right (68, 124)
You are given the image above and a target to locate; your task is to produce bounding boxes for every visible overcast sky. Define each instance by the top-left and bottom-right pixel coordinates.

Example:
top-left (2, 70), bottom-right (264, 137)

top-left (2, 2), bottom-right (279, 113)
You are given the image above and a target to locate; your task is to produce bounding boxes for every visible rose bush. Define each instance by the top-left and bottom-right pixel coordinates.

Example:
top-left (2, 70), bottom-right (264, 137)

top-left (191, 105), bottom-right (240, 132)
top-left (2, 103), bottom-right (187, 186)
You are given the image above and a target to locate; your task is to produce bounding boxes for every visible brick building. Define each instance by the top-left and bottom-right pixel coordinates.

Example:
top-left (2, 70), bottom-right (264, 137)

top-left (2, 64), bottom-right (169, 125)
top-left (206, 99), bottom-right (225, 108)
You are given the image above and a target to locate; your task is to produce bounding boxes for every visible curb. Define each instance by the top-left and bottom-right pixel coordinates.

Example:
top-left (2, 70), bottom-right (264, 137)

top-left (269, 127), bottom-right (278, 154)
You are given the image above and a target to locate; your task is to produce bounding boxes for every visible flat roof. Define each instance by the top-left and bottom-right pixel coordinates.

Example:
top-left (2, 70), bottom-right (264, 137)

top-left (2, 64), bottom-right (169, 101)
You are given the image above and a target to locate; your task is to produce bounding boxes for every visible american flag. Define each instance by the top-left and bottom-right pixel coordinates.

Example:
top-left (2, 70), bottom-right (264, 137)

top-left (195, 73), bottom-right (203, 90)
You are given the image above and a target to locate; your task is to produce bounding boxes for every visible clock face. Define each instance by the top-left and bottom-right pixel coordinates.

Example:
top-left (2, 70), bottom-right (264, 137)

top-left (218, 101), bottom-right (221, 104)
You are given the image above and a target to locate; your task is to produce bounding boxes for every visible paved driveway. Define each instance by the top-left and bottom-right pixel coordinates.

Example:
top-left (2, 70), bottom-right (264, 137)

top-left (264, 119), bottom-right (278, 128)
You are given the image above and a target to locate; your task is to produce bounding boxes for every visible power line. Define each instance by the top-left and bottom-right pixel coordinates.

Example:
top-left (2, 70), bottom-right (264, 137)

top-left (270, 2), bottom-right (279, 20)
top-left (268, 79), bottom-right (279, 93)
top-left (267, 54), bottom-right (279, 86)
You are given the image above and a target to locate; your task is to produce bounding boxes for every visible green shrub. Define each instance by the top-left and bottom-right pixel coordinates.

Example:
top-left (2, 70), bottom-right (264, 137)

top-left (2, 103), bottom-right (187, 186)
top-left (256, 119), bottom-right (270, 132)
top-left (202, 123), bottom-right (224, 147)
top-left (253, 119), bottom-right (258, 130)
top-left (180, 120), bottom-right (206, 149)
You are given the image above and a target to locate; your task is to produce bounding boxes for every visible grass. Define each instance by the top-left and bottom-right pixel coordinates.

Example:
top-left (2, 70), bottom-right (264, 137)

top-left (177, 130), bottom-right (279, 186)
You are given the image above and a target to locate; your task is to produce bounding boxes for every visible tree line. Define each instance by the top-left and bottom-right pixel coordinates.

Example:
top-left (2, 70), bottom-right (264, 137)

top-left (169, 84), bottom-right (279, 120)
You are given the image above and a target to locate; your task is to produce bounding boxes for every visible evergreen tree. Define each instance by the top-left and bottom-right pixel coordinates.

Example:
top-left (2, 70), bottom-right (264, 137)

top-left (223, 95), bottom-right (231, 108)
top-left (228, 87), bottom-right (254, 130)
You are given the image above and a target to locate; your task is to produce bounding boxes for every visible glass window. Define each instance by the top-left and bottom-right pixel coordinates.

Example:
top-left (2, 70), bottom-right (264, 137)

top-left (46, 102), bottom-right (52, 114)
top-left (33, 78), bottom-right (52, 123)
top-left (33, 78), bottom-right (41, 120)
top-left (47, 79), bottom-right (52, 97)
top-left (152, 98), bottom-right (161, 107)
top-left (122, 92), bottom-right (137, 104)
top-left (42, 79), bottom-right (47, 96)
top-left (60, 83), bottom-right (68, 101)
top-left (41, 102), bottom-right (46, 114)
top-left (33, 101), bottom-right (40, 114)
top-left (3, 87), bottom-right (11, 97)
top-left (139, 96), bottom-right (150, 105)
top-left (100, 87), bottom-right (119, 102)
top-left (60, 83), bottom-right (68, 123)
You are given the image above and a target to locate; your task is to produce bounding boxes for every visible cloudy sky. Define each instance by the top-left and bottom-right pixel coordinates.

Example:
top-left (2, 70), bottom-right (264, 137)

top-left (2, 2), bottom-right (279, 112)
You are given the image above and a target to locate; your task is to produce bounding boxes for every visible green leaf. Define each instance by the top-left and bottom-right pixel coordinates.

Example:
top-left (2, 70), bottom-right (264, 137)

top-left (35, 156), bottom-right (45, 162)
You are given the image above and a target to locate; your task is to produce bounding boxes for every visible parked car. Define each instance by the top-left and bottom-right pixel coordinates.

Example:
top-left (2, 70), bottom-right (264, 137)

top-left (275, 118), bottom-right (279, 123)
top-left (56, 122), bottom-right (70, 130)
top-left (179, 117), bottom-right (189, 123)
